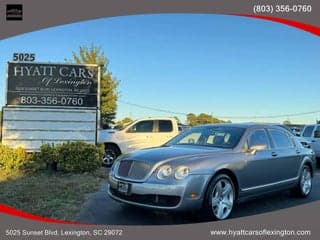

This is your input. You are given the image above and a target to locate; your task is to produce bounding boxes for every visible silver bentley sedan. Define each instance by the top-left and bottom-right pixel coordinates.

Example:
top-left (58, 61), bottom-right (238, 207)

top-left (108, 123), bottom-right (315, 220)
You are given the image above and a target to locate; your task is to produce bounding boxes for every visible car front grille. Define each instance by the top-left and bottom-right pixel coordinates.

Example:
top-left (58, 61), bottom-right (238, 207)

top-left (110, 188), bottom-right (180, 207)
top-left (116, 160), bottom-right (152, 180)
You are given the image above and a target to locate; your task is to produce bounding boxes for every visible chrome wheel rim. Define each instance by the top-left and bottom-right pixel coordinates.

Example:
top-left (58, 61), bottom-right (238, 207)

top-left (103, 150), bottom-right (116, 165)
top-left (211, 179), bottom-right (234, 220)
top-left (301, 168), bottom-right (312, 195)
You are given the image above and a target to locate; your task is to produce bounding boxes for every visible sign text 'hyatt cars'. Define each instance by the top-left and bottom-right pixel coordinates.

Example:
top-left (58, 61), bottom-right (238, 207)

top-left (7, 62), bottom-right (99, 108)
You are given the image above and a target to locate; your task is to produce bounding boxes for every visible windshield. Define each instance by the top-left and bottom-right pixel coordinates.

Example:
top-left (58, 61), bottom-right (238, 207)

top-left (166, 125), bottom-right (245, 149)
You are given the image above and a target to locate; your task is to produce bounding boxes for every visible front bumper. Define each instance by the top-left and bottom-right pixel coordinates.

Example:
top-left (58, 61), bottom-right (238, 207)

top-left (107, 173), bottom-right (211, 211)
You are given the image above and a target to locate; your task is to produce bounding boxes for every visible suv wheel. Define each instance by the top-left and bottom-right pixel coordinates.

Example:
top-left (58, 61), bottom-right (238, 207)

top-left (103, 144), bottom-right (120, 167)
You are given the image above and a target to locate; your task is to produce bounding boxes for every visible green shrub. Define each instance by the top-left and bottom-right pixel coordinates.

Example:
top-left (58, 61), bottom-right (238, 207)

top-left (23, 152), bottom-right (47, 173)
top-left (96, 143), bottom-right (105, 160)
top-left (36, 143), bottom-right (58, 171)
top-left (0, 142), bottom-right (101, 174)
top-left (56, 141), bottom-right (101, 173)
top-left (39, 144), bottom-right (57, 165)
top-left (0, 144), bottom-right (30, 173)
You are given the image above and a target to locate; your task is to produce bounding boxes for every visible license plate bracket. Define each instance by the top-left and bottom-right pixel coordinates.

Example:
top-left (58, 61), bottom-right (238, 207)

top-left (117, 181), bottom-right (131, 195)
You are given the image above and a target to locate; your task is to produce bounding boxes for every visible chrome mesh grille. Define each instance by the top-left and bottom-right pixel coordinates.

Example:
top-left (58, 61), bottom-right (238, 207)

top-left (117, 160), bottom-right (152, 180)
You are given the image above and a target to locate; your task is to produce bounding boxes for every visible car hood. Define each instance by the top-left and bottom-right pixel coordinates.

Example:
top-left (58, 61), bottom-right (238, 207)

top-left (97, 129), bottom-right (119, 143)
top-left (119, 145), bottom-right (231, 165)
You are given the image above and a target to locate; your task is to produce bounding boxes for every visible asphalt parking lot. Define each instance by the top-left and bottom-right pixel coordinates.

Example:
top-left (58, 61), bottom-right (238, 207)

top-left (76, 168), bottom-right (320, 225)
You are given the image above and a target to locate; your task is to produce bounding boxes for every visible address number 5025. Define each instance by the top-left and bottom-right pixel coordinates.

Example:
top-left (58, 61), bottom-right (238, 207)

top-left (13, 53), bottom-right (36, 62)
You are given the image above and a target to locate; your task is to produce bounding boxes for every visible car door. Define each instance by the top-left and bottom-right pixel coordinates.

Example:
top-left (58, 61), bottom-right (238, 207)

top-left (239, 128), bottom-right (276, 190)
top-left (267, 128), bottom-right (301, 180)
top-left (125, 120), bottom-right (156, 151)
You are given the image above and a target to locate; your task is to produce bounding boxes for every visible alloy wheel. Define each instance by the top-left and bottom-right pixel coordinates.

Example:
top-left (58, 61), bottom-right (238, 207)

top-left (300, 167), bottom-right (312, 196)
top-left (211, 179), bottom-right (234, 220)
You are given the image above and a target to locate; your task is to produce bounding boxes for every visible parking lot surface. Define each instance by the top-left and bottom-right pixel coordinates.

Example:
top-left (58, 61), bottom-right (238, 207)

top-left (76, 168), bottom-right (320, 225)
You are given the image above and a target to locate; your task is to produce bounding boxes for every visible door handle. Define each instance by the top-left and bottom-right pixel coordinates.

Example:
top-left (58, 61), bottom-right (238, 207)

top-left (311, 140), bottom-right (316, 142)
top-left (271, 152), bottom-right (278, 157)
top-left (296, 150), bottom-right (301, 154)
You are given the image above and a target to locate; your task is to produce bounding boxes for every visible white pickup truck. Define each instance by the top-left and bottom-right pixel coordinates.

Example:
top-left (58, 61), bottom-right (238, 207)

top-left (98, 117), bottom-right (187, 166)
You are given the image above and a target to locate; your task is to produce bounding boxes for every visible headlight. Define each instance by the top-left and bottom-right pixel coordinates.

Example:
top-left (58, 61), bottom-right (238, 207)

top-left (157, 165), bottom-right (173, 179)
top-left (174, 166), bottom-right (189, 180)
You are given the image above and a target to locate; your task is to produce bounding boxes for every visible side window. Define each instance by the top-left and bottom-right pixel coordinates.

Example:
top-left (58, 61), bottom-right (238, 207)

top-left (269, 129), bottom-right (293, 148)
top-left (158, 120), bottom-right (173, 132)
top-left (248, 129), bottom-right (270, 149)
top-left (314, 125), bottom-right (320, 138)
top-left (302, 126), bottom-right (314, 137)
top-left (128, 120), bottom-right (154, 133)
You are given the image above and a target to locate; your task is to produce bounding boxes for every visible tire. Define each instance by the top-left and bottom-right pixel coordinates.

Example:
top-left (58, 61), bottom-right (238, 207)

top-left (293, 165), bottom-right (312, 198)
top-left (103, 144), bottom-right (121, 168)
top-left (203, 174), bottom-right (236, 220)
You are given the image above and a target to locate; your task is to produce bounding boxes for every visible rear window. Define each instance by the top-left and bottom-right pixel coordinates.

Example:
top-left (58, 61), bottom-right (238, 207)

top-left (269, 129), bottom-right (293, 148)
top-left (158, 120), bottom-right (173, 132)
top-left (129, 120), bottom-right (154, 133)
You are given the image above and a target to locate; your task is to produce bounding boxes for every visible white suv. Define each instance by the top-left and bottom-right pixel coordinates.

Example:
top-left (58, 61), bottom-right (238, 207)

top-left (301, 124), bottom-right (320, 164)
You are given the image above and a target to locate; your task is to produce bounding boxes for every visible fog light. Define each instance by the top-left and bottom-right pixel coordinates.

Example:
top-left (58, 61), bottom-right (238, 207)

top-left (189, 193), bottom-right (199, 198)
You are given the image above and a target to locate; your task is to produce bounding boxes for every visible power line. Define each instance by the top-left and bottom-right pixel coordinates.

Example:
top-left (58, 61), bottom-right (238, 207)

top-left (119, 100), bottom-right (188, 116)
top-left (218, 110), bottom-right (320, 119)
top-left (119, 100), bottom-right (320, 119)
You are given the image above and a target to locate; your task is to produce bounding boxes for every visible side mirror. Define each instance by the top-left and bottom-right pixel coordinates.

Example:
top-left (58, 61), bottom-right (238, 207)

top-left (314, 130), bottom-right (320, 138)
top-left (248, 144), bottom-right (267, 155)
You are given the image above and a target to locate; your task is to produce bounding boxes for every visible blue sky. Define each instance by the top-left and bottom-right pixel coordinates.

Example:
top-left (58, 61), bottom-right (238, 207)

top-left (0, 14), bottom-right (319, 124)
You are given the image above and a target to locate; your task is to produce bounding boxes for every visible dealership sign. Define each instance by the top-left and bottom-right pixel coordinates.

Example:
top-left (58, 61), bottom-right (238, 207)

top-left (6, 62), bottom-right (99, 108)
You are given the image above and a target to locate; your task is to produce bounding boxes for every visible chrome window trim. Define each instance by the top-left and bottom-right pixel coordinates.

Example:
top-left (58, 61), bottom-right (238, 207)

top-left (241, 176), bottom-right (299, 192)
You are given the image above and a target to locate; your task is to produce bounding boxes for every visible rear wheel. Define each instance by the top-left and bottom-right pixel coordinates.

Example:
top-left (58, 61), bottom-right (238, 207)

top-left (203, 174), bottom-right (236, 220)
top-left (103, 144), bottom-right (121, 167)
top-left (293, 165), bottom-right (312, 197)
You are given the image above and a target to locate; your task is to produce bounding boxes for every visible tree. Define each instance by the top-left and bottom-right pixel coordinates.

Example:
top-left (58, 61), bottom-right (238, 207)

top-left (186, 113), bottom-right (229, 126)
top-left (116, 117), bottom-right (133, 128)
top-left (173, 116), bottom-right (181, 124)
top-left (186, 113), bottom-right (197, 126)
top-left (283, 120), bottom-right (291, 125)
top-left (0, 109), bottom-right (2, 141)
top-left (69, 45), bottom-right (119, 128)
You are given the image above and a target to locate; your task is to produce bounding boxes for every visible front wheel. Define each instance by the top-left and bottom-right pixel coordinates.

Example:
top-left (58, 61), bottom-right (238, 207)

top-left (203, 174), bottom-right (236, 220)
top-left (294, 165), bottom-right (312, 197)
top-left (103, 144), bottom-right (121, 167)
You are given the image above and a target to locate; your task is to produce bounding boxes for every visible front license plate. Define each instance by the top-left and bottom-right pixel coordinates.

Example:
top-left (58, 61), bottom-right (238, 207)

top-left (118, 181), bottom-right (131, 195)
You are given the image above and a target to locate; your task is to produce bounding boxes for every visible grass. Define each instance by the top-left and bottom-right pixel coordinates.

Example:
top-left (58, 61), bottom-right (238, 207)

top-left (0, 168), bottom-right (108, 221)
